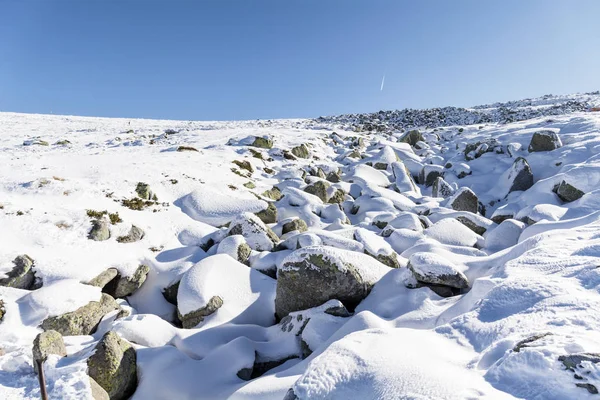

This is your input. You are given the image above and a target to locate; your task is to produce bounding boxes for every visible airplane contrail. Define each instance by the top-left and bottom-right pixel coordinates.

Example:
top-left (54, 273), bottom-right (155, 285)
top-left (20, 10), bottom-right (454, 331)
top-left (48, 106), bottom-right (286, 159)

top-left (380, 74), bottom-right (385, 91)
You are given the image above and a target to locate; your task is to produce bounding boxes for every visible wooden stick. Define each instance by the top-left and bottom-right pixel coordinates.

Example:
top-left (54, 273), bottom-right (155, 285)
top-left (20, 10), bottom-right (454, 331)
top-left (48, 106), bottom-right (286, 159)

top-left (36, 359), bottom-right (49, 400)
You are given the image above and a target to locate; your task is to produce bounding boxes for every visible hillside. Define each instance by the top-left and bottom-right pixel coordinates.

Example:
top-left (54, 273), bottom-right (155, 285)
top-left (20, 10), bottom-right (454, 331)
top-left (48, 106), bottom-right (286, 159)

top-left (1, 92), bottom-right (600, 399)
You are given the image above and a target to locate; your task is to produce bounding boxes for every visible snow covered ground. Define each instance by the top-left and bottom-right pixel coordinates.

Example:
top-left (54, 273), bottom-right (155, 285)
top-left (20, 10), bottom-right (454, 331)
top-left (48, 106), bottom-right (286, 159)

top-left (1, 92), bottom-right (600, 399)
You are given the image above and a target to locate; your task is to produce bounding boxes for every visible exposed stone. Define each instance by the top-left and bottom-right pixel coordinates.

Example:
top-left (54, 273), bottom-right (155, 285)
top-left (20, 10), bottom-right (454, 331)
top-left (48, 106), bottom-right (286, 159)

top-left (178, 295), bottom-right (223, 329)
top-left (448, 187), bottom-right (478, 213)
top-left (32, 330), bottom-right (67, 373)
top-left (227, 212), bottom-right (279, 251)
top-left (0, 255), bottom-right (36, 290)
top-left (90, 377), bottom-right (110, 400)
top-left (0, 299), bottom-right (5, 322)
top-left (88, 331), bottom-right (137, 400)
top-left (513, 332), bottom-right (552, 352)
top-left (135, 182), bottom-right (154, 200)
top-left (303, 181), bottom-right (330, 203)
top-left (326, 170), bottom-right (341, 183)
top-left (555, 180), bottom-right (585, 203)
top-left (419, 165), bottom-right (444, 187)
top-left (41, 293), bottom-right (119, 336)
top-left (559, 353), bottom-right (600, 370)
top-left (408, 252), bottom-right (469, 290)
top-left (291, 144), bottom-right (310, 159)
top-left (507, 157), bottom-right (534, 194)
top-left (233, 160), bottom-right (254, 173)
top-left (255, 202), bottom-right (278, 224)
top-left (262, 187), bottom-right (283, 201)
top-left (282, 219), bottom-right (308, 235)
top-left (87, 268), bottom-right (119, 290)
top-left (456, 216), bottom-right (487, 235)
top-left (327, 189), bottom-right (346, 204)
top-left (89, 219), bottom-right (111, 241)
top-left (103, 265), bottom-right (150, 299)
top-left (251, 136), bottom-right (273, 149)
top-left (116, 225), bottom-right (145, 243)
top-left (528, 130), bottom-right (562, 152)
top-left (399, 129), bottom-right (424, 146)
top-left (464, 138), bottom-right (500, 161)
top-left (161, 281), bottom-right (180, 306)
top-left (432, 177), bottom-right (455, 198)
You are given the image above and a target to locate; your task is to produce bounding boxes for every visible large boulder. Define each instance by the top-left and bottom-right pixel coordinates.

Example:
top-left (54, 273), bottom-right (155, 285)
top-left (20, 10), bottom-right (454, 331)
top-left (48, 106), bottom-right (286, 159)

top-left (89, 219), bottom-right (111, 241)
top-left (87, 331), bottom-right (137, 400)
top-left (447, 187), bottom-right (478, 213)
top-left (528, 130), bottom-right (562, 152)
top-left (554, 180), bottom-right (585, 203)
top-left (90, 377), bottom-right (110, 400)
top-left (0, 254), bottom-right (36, 289)
top-left (227, 212), bottom-right (279, 251)
top-left (41, 293), bottom-right (119, 336)
top-left (303, 180), bottom-right (330, 203)
top-left (103, 265), bottom-right (150, 299)
top-left (32, 330), bottom-right (67, 373)
top-left (399, 129), bottom-right (424, 146)
top-left (276, 246), bottom-right (391, 319)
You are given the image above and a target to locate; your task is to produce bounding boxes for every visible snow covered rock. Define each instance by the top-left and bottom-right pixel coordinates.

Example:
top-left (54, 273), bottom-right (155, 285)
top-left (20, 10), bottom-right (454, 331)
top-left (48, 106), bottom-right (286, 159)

top-left (104, 265), bottom-right (150, 299)
top-left (425, 218), bottom-right (482, 247)
top-left (349, 164), bottom-right (390, 187)
top-left (41, 293), bottom-right (119, 336)
top-left (447, 187), bottom-right (478, 213)
top-left (282, 218), bottom-right (308, 234)
top-left (227, 212), bottom-right (279, 251)
top-left (87, 268), bottom-right (119, 289)
top-left (89, 218), bottom-right (111, 241)
top-left (464, 138), bottom-right (501, 160)
top-left (250, 136), bottom-right (273, 149)
top-left (555, 180), bottom-right (585, 203)
top-left (135, 182), bottom-right (154, 200)
top-left (432, 176), bottom-right (455, 198)
top-left (497, 156), bottom-right (534, 196)
top-left (399, 129), bottom-right (424, 146)
top-left (179, 186), bottom-right (267, 227)
top-left (407, 252), bottom-right (469, 290)
top-left (177, 254), bottom-right (276, 328)
top-left (291, 143), bottom-right (310, 158)
top-left (391, 161), bottom-right (419, 193)
top-left (32, 330), bottom-right (67, 373)
top-left (0, 254), bottom-right (36, 289)
top-left (484, 219), bottom-right (526, 251)
top-left (87, 331), bottom-right (137, 400)
top-left (116, 225), bottom-right (145, 243)
top-left (254, 201), bottom-right (278, 224)
top-left (528, 130), bottom-right (562, 152)
top-left (303, 180), bottom-right (330, 203)
top-left (216, 235), bottom-right (252, 264)
top-left (419, 164), bottom-right (444, 187)
top-left (276, 246), bottom-right (391, 318)
top-left (354, 228), bottom-right (402, 268)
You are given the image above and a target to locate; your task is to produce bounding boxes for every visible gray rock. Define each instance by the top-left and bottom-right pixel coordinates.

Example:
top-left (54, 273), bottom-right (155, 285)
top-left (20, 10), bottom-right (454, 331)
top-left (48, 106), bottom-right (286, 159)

top-left (555, 180), bottom-right (585, 203)
top-left (89, 377), bottom-right (110, 400)
top-left (276, 247), bottom-right (388, 318)
top-left (464, 138), bottom-right (500, 161)
top-left (513, 332), bottom-right (552, 352)
top-left (558, 353), bottom-right (600, 370)
top-left (161, 281), bottom-right (180, 306)
top-left (0, 255), bottom-right (36, 289)
top-left (432, 177), bottom-right (455, 198)
top-left (228, 213), bottom-right (279, 251)
top-left (116, 225), bottom-right (145, 243)
top-left (408, 253), bottom-right (469, 290)
top-left (86, 268), bottom-right (119, 290)
top-left (32, 330), bottom-right (67, 373)
top-left (135, 182), bottom-right (154, 200)
top-left (251, 136), bottom-right (273, 149)
top-left (104, 265), bottom-right (150, 298)
top-left (89, 219), bottom-right (111, 241)
top-left (528, 130), bottom-right (562, 152)
top-left (255, 202), bottom-right (278, 224)
top-left (448, 187), bottom-right (478, 213)
top-left (507, 157), bottom-right (534, 194)
top-left (304, 181), bottom-right (330, 203)
top-left (0, 299), bottom-right (5, 322)
top-left (419, 165), bottom-right (444, 187)
top-left (291, 144), bottom-right (310, 159)
top-left (326, 170), bottom-right (341, 183)
top-left (282, 219), bottom-right (308, 235)
top-left (261, 187), bottom-right (283, 201)
top-left (178, 295), bottom-right (223, 329)
top-left (399, 129), bottom-right (424, 146)
top-left (41, 293), bottom-right (119, 336)
top-left (87, 331), bottom-right (137, 400)
top-left (327, 189), bottom-right (346, 204)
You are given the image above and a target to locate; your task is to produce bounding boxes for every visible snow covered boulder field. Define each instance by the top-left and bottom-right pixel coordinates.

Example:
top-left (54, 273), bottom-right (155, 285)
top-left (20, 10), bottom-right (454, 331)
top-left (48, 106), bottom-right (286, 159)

top-left (1, 92), bottom-right (600, 399)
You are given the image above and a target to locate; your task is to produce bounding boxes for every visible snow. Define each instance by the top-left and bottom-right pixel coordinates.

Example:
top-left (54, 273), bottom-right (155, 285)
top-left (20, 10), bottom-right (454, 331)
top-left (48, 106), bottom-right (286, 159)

top-left (2, 92), bottom-right (600, 399)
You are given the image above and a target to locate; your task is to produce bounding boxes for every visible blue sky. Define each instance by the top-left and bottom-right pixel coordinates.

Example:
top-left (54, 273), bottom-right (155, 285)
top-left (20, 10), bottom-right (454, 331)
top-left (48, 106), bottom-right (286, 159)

top-left (1, 1), bottom-right (599, 121)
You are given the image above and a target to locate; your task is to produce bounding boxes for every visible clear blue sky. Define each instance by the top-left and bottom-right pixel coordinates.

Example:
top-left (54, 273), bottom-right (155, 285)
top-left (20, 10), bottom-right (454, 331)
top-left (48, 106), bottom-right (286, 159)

top-left (1, 1), bottom-right (599, 121)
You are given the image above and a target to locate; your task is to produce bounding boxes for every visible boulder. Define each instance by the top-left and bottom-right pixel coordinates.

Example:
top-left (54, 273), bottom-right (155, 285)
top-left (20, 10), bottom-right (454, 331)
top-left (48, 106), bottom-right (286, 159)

top-left (528, 130), bottom-right (562, 152)
top-left (89, 219), bottom-right (111, 241)
top-left (419, 165), bottom-right (444, 187)
top-left (555, 180), bottom-right (585, 203)
top-left (464, 138), bottom-right (500, 161)
top-left (326, 171), bottom-right (341, 183)
top-left (447, 187), bottom-right (478, 213)
top-left (216, 235), bottom-right (252, 264)
top-left (87, 331), bottom-right (137, 400)
top-left (399, 129), bottom-right (424, 146)
top-left (432, 177), bottom-right (455, 198)
top-left (103, 265), bottom-right (150, 298)
top-left (291, 144), bottom-right (310, 159)
top-left (327, 189), bottom-right (346, 204)
top-left (304, 181), bottom-right (330, 203)
top-left (507, 157), bottom-right (534, 194)
top-left (282, 218), bottom-right (308, 235)
top-left (0, 255), bottom-right (36, 289)
top-left (32, 330), bottom-right (67, 373)
top-left (276, 246), bottom-right (391, 318)
top-left (227, 212), bottom-right (279, 251)
top-left (251, 136), bottom-right (273, 149)
top-left (40, 293), bottom-right (119, 336)
top-left (116, 225), bottom-right (145, 243)
top-left (261, 187), bottom-right (283, 201)
top-left (255, 202), bottom-right (278, 224)
top-left (135, 182), bottom-right (154, 200)
top-left (408, 252), bottom-right (469, 291)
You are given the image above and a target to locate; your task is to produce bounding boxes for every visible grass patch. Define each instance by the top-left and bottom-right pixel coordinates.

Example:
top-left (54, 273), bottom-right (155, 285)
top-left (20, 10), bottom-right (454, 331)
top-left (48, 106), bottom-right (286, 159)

top-left (121, 198), bottom-right (156, 211)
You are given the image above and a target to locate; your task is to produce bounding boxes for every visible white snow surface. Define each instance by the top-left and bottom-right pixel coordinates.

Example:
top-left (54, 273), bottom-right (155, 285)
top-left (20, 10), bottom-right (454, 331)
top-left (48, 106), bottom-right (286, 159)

top-left (1, 92), bottom-right (600, 399)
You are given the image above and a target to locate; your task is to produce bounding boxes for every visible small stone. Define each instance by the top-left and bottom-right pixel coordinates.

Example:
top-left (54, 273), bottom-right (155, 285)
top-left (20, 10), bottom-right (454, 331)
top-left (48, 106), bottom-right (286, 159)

top-left (103, 265), bottom-right (150, 298)
top-left (262, 187), bottom-right (283, 201)
top-left (116, 225), bottom-right (145, 243)
top-left (327, 189), bottom-right (346, 204)
top-left (135, 182), bottom-right (153, 200)
top-left (233, 160), bottom-right (254, 173)
top-left (419, 165), bottom-right (444, 187)
top-left (326, 171), bottom-right (341, 183)
top-left (507, 157), bottom-right (534, 194)
top-left (87, 268), bottom-right (119, 289)
top-left (89, 219), bottom-right (111, 241)
top-left (282, 219), bottom-right (308, 235)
